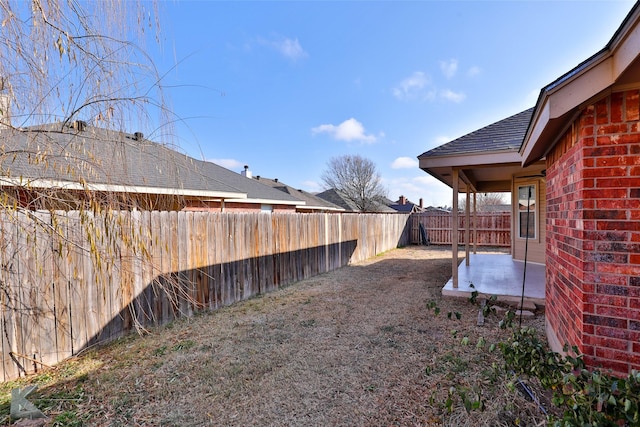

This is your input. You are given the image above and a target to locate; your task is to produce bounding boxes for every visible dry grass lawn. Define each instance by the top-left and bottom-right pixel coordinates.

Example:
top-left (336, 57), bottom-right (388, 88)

top-left (0, 246), bottom-right (551, 426)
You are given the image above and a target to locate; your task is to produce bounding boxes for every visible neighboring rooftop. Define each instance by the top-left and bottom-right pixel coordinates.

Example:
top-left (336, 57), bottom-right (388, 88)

top-left (315, 188), bottom-right (396, 213)
top-left (252, 176), bottom-right (345, 212)
top-left (388, 195), bottom-right (424, 213)
top-left (0, 122), bottom-right (301, 206)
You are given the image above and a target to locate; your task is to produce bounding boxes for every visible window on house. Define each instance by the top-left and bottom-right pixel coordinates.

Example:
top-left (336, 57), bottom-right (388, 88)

top-left (517, 184), bottom-right (536, 239)
top-left (261, 204), bottom-right (273, 213)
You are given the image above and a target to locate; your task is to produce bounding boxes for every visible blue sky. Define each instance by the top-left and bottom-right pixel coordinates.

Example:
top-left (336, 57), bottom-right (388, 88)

top-left (150, 0), bottom-right (635, 207)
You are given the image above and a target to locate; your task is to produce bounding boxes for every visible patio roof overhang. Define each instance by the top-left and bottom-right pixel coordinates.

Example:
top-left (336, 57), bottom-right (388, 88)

top-left (419, 151), bottom-right (544, 193)
top-left (521, 3), bottom-right (640, 166)
top-left (418, 117), bottom-right (546, 291)
top-left (418, 107), bottom-right (537, 194)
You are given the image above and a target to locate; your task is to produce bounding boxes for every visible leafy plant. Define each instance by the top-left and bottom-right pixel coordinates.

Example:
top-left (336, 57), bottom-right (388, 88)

top-left (468, 291), bottom-right (497, 317)
top-left (444, 385), bottom-right (485, 414)
top-left (498, 310), bottom-right (516, 329)
top-left (482, 295), bottom-right (498, 317)
top-left (447, 311), bottom-right (461, 320)
top-left (500, 327), bottom-right (640, 426)
top-left (426, 300), bottom-right (440, 316)
top-left (468, 289), bottom-right (479, 304)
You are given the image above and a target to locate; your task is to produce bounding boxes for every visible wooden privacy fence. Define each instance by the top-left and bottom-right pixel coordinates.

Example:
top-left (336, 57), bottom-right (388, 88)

top-left (0, 210), bottom-right (410, 381)
top-left (410, 211), bottom-right (511, 246)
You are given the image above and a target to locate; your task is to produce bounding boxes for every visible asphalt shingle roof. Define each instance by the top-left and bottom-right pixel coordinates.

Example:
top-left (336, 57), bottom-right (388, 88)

top-left (0, 123), bottom-right (301, 204)
top-left (418, 108), bottom-right (534, 158)
top-left (388, 203), bottom-right (418, 213)
top-left (253, 177), bottom-right (344, 211)
top-left (315, 188), bottom-right (395, 213)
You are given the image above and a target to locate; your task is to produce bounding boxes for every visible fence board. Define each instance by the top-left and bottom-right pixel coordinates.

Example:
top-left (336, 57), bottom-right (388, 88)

top-left (1, 214), bottom-right (18, 380)
top-left (0, 211), bottom-right (411, 381)
top-left (51, 212), bottom-right (70, 364)
top-left (411, 211), bottom-right (511, 246)
top-left (16, 212), bottom-right (32, 373)
top-left (33, 212), bottom-right (55, 371)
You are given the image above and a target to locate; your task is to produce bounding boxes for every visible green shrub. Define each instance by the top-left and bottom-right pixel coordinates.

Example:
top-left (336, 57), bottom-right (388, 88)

top-left (500, 328), bottom-right (640, 426)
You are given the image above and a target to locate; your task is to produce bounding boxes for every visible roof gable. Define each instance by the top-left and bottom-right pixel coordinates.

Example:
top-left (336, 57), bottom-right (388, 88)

top-left (521, 2), bottom-right (640, 164)
top-left (252, 177), bottom-right (345, 211)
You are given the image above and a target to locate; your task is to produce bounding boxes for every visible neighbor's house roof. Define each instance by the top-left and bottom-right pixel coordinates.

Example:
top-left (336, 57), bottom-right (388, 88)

top-left (521, 2), bottom-right (640, 165)
top-left (388, 203), bottom-right (418, 213)
top-left (253, 177), bottom-right (345, 212)
top-left (0, 122), bottom-right (301, 207)
top-left (387, 197), bottom-right (424, 213)
top-left (315, 188), bottom-right (396, 213)
top-left (418, 108), bottom-right (537, 193)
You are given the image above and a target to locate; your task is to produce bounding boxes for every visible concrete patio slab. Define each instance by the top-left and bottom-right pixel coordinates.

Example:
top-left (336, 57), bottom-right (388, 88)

top-left (442, 253), bottom-right (545, 306)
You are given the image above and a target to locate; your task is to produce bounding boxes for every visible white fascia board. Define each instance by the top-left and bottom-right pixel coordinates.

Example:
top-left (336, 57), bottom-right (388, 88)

top-left (522, 8), bottom-right (640, 164)
top-left (0, 177), bottom-right (247, 199)
top-left (209, 197), bottom-right (304, 206)
top-left (550, 56), bottom-right (613, 118)
top-left (300, 205), bottom-right (345, 212)
top-left (419, 150), bottom-right (522, 169)
top-left (520, 102), bottom-right (551, 162)
top-left (612, 7), bottom-right (640, 75)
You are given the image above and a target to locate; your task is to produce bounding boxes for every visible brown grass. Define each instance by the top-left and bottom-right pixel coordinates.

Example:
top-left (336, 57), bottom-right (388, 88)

top-left (0, 246), bottom-right (552, 426)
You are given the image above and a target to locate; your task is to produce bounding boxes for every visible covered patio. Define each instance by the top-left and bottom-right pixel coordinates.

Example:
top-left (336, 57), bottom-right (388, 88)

top-left (418, 108), bottom-right (547, 307)
top-left (442, 253), bottom-right (545, 306)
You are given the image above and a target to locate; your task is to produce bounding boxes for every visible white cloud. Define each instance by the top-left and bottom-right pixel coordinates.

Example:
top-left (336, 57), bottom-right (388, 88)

top-left (440, 89), bottom-right (466, 103)
top-left (392, 71), bottom-right (433, 101)
top-left (440, 59), bottom-right (458, 79)
top-left (278, 38), bottom-right (307, 60)
top-left (210, 158), bottom-right (244, 170)
top-left (311, 118), bottom-right (377, 143)
top-left (258, 36), bottom-right (308, 61)
top-left (413, 175), bottom-right (440, 185)
top-left (391, 157), bottom-right (418, 169)
top-left (467, 66), bottom-right (481, 77)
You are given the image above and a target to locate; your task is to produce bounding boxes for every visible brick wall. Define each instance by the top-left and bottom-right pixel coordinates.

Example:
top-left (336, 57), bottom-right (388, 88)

top-left (546, 89), bottom-right (640, 377)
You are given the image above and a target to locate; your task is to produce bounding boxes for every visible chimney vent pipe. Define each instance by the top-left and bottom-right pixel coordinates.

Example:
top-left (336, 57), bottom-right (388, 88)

top-left (241, 165), bottom-right (252, 179)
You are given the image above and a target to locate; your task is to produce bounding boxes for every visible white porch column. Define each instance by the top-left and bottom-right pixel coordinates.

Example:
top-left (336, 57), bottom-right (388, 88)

top-left (452, 169), bottom-right (459, 288)
top-left (465, 189), bottom-right (470, 266)
top-left (473, 191), bottom-right (478, 255)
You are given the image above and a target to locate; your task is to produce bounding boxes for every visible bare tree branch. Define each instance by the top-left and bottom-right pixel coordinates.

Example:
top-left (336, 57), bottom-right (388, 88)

top-left (321, 154), bottom-right (388, 212)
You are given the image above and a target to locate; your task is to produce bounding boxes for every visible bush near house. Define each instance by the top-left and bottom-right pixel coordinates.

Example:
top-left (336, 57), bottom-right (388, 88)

top-left (501, 327), bottom-right (640, 426)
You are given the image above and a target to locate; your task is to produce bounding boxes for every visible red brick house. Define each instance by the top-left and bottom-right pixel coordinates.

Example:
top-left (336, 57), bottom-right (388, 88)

top-left (420, 2), bottom-right (640, 376)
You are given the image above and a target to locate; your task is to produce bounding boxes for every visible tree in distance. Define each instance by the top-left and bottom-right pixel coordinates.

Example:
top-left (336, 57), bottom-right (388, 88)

top-left (321, 154), bottom-right (388, 212)
top-left (458, 192), bottom-right (508, 212)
